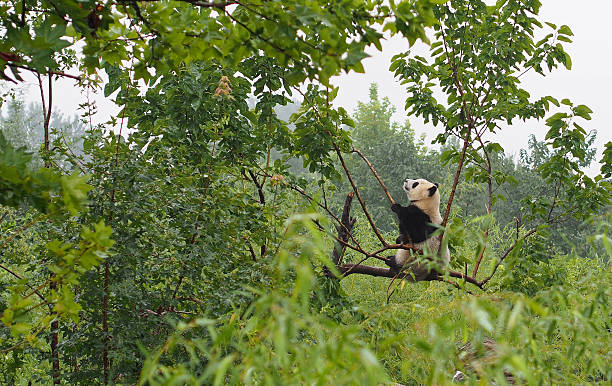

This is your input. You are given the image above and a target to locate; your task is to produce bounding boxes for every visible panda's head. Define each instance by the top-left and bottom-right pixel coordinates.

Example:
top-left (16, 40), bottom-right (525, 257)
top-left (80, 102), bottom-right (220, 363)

top-left (403, 178), bottom-right (441, 214)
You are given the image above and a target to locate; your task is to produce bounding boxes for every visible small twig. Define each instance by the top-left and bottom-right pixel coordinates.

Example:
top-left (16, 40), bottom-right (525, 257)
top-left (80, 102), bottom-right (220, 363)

top-left (276, 176), bottom-right (364, 250)
top-left (435, 276), bottom-right (474, 295)
top-left (514, 217), bottom-right (520, 241)
top-left (385, 269), bottom-right (408, 304)
top-left (472, 227), bottom-right (488, 278)
top-left (57, 133), bottom-right (88, 174)
top-left (175, 296), bottom-right (205, 305)
top-left (547, 179), bottom-right (561, 222)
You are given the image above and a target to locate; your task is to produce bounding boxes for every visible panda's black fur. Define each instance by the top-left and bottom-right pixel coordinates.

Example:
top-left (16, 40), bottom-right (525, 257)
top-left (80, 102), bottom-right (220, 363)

top-left (391, 198), bottom-right (438, 246)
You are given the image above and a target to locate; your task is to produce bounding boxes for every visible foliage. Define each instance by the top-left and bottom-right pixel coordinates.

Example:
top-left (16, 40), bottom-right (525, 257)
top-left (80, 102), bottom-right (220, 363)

top-left (139, 217), bottom-right (390, 385)
top-left (0, 0), bottom-right (438, 85)
top-left (340, 212), bottom-right (611, 385)
top-left (0, 133), bottom-right (111, 369)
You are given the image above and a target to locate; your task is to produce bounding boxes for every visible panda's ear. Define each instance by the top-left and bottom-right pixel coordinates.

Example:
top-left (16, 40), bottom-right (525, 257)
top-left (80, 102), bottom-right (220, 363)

top-left (434, 182), bottom-right (439, 187)
top-left (428, 185), bottom-right (438, 197)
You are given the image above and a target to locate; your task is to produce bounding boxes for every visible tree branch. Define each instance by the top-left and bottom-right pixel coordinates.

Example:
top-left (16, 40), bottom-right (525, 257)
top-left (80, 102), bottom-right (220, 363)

top-left (334, 145), bottom-right (387, 246)
top-left (0, 263), bottom-right (50, 306)
top-left (351, 147), bottom-right (395, 205)
top-left (246, 169), bottom-right (265, 205)
top-left (442, 127), bottom-right (470, 227)
top-left (9, 63), bottom-right (81, 81)
top-left (325, 192), bottom-right (356, 279)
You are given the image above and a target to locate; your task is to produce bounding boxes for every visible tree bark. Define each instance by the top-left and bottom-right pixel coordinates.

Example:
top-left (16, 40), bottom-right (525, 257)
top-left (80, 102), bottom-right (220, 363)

top-left (325, 192), bottom-right (356, 278)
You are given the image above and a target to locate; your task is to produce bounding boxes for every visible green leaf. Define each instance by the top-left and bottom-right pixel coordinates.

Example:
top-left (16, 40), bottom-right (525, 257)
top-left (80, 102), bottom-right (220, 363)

top-left (61, 173), bottom-right (92, 215)
top-left (574, 105), bottom-right (593, 120)
top-left (558, 25), bottom-right (573, 36)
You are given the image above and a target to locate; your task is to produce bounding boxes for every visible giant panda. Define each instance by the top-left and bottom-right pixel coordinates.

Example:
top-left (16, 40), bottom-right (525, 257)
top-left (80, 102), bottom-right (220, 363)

top-left (386, 178), bottom-right (450, 280)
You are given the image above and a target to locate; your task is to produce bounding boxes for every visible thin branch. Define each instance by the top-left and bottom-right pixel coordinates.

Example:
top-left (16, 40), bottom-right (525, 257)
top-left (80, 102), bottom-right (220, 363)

top-left (440, 26), bottom-right (473, 227)
top-left (442, 127), bottom-right (470, 227)
top-left (472, 227), bottom-right (488, 278)
top-left (0, 263), bottom-right (50, 305)
top-left (225, 10), bottom-right (287, 55)
top-left (57, 133), bottom-right (87, 174)
top-left (125, 0), bottom-right (160, 36)
top-left (9, 63), bottom-right (81, 81)
top-left (277, 176), bottom-right (364, 250)
top-left (473, 127), bottom-right (493, 212)
top-left (175, 296), bottom-right (205, 305)
top-left (435, 276), bottom-right (474, 295)
top-left (0, 214), bottom-right (48, 250)
top-left (36, 73), bottom-right (47, 137)
top-left (332, 192), bottom-right (355, 267)
top-left (246, 241), bottom-right (258, 262)
top-left (470, 128), bottom-right (493, 278)
top-left (447, 269), bottom-right (482, 289)
top-left (386, 268), bottom-right (410, 303)
top-left (247, 170), bottom-right (265, 205)
top-left (123, 0), bottom-right (239, 7)
top-left (547, 179), bottom-right (561, 222)
top-left (308, 218), bottom-right (387, 263)
top-left (351, 147), bottom-right (395, 205)
top-left (515, 217), bottom-right (520, 241)
top-left (243, 170), bottom-right (268, 257)
top-left (47, 74), bottom-right (53, 132)
top-left (171, 139), bottom-right (217, 299)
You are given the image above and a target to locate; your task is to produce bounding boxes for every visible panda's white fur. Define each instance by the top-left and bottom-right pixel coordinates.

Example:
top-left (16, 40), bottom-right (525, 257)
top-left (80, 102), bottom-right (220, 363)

top-left (391, 178), bottom-right (450, 279)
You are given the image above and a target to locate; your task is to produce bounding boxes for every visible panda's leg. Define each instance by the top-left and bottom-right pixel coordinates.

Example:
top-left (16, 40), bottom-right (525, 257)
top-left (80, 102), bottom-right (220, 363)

top-left (386, 249), bottom-right (410, 272)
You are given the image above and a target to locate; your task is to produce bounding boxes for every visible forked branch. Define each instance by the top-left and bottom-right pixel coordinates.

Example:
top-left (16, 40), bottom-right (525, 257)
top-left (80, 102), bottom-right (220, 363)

top-left (334, 145), bottom-right (387, 246)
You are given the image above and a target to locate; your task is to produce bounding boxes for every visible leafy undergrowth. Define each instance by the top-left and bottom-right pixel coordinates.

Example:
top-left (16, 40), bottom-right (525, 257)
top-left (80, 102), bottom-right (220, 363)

top-left (340, 241), bottom-right (611, 385)
top-left (139, 215), bottom-right (611, 386)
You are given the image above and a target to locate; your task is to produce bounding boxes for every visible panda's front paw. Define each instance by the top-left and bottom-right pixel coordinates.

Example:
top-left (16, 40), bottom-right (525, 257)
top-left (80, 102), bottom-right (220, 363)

top-left (391, 203), bottom-right (402, 213)
top-left (385, 256), bottom-right (402, 272)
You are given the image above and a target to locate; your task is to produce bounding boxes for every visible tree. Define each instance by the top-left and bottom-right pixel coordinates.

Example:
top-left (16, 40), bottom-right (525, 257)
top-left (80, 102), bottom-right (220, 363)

top-left (0, 0), bottom-right (438, 86)
top-left (319, 0), bottom-right (610, 287)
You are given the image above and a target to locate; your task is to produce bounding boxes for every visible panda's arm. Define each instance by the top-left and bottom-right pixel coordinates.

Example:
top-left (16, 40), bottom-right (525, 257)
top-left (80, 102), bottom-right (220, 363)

top-left (397, 205), bottom-right (432, 244)
top-left (391, 203), bottom-right (403, 213)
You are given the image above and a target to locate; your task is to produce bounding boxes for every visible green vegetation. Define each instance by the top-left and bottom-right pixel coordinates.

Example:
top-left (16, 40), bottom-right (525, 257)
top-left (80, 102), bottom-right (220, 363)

top-left (1, 0), bottom-right (610, 385)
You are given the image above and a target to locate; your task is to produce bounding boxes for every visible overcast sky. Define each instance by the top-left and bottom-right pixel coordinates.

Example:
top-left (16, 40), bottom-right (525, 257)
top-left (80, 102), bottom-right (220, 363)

top-left (11, 0), bottom-right (611, 174)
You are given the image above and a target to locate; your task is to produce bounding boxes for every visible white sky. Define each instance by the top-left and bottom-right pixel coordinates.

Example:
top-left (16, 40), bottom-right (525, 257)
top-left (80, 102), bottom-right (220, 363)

top-left (10, 0), bottom-right (611, 174)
